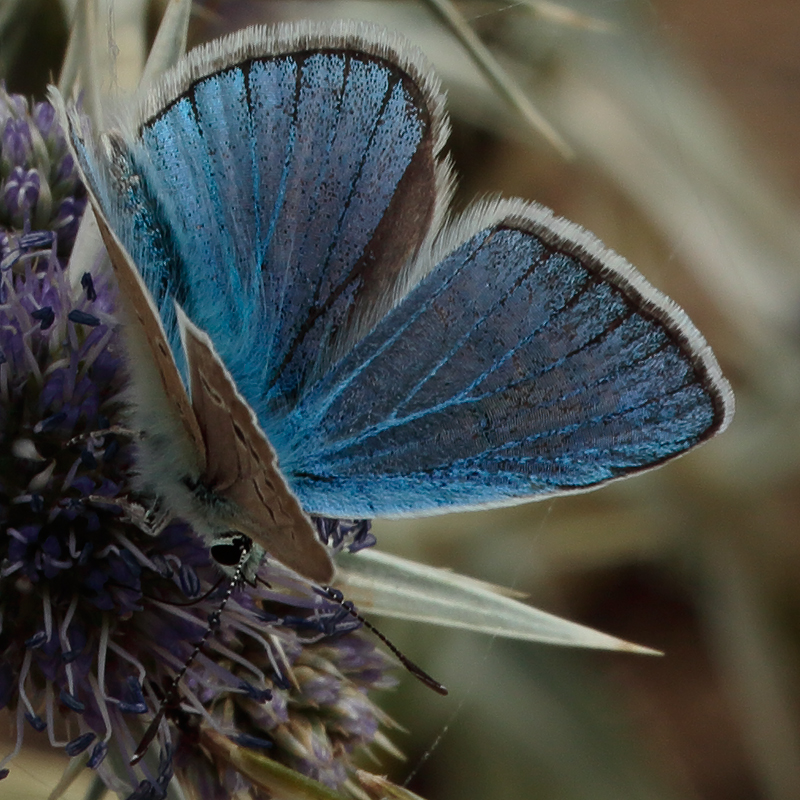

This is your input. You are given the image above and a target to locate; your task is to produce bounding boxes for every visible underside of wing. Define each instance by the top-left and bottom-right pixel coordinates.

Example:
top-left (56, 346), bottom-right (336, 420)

top-left (280, 199), bottom-right (734, 518)
top-left (177, 308), bottom-right (333, 584)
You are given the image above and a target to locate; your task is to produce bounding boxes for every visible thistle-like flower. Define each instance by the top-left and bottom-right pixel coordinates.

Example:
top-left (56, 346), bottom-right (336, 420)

top-left (0, 87), bottom-right (403, 800)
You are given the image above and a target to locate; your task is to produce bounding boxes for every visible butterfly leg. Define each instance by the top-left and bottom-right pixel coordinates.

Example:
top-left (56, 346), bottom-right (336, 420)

top-left (67, 425), bottom-right (142, 448)
top-left (142, 497), bottom-right (172, 536)
top-left (84, 494), bottom-right (172, 538)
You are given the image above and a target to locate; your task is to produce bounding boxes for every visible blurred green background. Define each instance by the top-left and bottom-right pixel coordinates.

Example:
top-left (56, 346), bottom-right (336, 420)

top-left (2, 1), bottom-right (798, 799)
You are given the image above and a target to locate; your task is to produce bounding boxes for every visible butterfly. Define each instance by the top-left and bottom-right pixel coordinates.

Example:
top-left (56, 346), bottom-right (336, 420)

top-left (58, 20), bottom-right (733, 587)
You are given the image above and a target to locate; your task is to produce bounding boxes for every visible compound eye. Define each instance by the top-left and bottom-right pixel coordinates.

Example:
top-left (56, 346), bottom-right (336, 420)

top-left (210, 535), bottom-right (250, 567)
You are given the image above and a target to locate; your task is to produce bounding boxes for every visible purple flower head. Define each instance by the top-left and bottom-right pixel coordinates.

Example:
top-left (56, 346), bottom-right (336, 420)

top-left (0, 103), bottom-right (403, 800)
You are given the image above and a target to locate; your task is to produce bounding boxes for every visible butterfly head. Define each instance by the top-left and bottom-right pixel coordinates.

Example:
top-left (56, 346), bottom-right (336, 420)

top-left (207, 533), bottom-right (252, 571)
top-left (204, 532), bottom-right (264, 586)
top-left (170, 473), bottom-right (313, 585)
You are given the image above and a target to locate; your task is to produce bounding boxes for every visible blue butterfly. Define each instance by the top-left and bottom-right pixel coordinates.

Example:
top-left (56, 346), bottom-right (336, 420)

top-left (58, 21), bottom-right (733, 586)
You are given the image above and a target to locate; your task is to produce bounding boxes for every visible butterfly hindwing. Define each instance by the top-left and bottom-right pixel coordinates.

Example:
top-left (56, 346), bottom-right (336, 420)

top-left (280, 201), bottom-right (732, 518)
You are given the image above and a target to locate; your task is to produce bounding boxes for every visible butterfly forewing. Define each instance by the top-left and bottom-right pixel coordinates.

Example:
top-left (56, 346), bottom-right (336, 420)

top-left (131, 27), bottom-right (447, 420)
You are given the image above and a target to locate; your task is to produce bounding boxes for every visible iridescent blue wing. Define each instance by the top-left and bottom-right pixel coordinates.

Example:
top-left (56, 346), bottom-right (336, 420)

top-left (66, 22), bottom-right (731, 525)
top-left (69, 22), bottom-right (449, 421)
top-left (280, 200), bottom-right (733, 518)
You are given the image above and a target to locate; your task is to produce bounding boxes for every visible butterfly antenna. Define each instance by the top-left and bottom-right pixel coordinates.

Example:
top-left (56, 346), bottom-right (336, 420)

top-left (130, 538), bottom-right (251, 765)
top-left (322, 587), bottom-right (448, 696)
